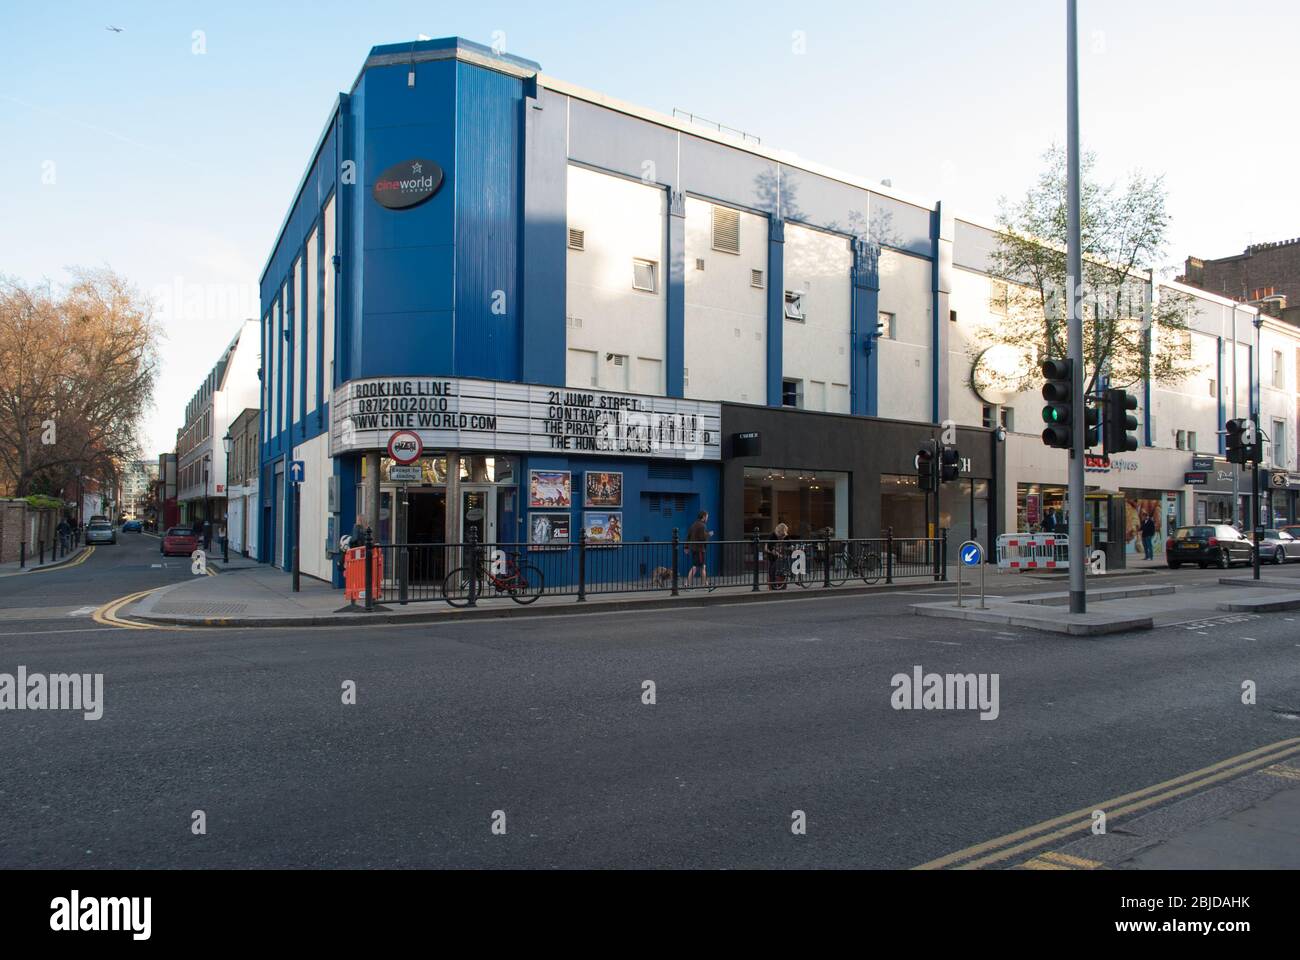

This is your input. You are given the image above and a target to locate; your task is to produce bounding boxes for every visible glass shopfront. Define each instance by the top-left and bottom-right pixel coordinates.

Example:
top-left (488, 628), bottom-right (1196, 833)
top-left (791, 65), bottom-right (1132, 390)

top-left (743, 467), bottom-right (849, 538)
top-left (881, 475), bottom-right (989, 539)
top-left (359, 454), bottom-right (518, 545)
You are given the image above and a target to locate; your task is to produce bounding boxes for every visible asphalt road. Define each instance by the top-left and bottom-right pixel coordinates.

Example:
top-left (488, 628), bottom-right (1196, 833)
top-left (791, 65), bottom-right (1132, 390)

top-left (1, 533), bottom-right (1299, 868)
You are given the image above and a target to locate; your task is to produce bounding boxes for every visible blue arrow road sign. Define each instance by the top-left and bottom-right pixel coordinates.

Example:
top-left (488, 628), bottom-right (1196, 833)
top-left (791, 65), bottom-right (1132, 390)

top-left (960, 543), bottom-right (983, 567)
top-left (289, 460), bottom-right (305, 484)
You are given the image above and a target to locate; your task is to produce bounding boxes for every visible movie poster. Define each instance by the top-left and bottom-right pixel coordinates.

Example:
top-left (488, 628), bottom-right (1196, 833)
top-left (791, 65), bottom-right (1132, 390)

top-left (529, 470), bottom-right (571, 508)
top-left (530, 512), bottom-right (570, 547)
top-left (584, 471), bottom-right (623, 508)
top-left (583, 512), bottom-right (623, 545)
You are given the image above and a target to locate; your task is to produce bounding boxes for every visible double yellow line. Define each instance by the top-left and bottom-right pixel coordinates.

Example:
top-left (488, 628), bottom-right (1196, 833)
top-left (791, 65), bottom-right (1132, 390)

top-left (92, 588), bottom-right (179, 631)
top-left (915, 737), bottom-right (1300, 870)
top-left (30, 545), bottom-right (95, 573)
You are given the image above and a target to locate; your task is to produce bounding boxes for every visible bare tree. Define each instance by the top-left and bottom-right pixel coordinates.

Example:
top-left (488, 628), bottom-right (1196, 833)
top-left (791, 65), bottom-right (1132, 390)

top-left (972, 145), bottom-right (1199, 396)
top-left (0, 268), bottom-right (160, 497)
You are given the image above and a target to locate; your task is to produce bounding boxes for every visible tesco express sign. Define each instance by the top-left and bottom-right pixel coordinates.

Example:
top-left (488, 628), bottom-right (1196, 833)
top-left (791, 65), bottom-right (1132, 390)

top-left (387, 430), bottom-right (423, 465)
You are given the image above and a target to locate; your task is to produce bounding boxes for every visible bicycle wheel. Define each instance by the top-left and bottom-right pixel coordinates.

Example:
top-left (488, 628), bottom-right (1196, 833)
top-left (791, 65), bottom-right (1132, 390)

top-left (442, 567), bottom-right (475, 607)
top-left (828, 547), bottom-right (851, 586)
top-left (861, 552), bottom-right (882, 585)
top-left (508, 565), bottom-right (544, 605)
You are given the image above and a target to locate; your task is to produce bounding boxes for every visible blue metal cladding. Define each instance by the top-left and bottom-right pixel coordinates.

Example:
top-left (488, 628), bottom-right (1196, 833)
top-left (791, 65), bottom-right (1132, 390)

top-left (766, 219), bottom-right (785, 406)
top-left (665, 190), bottom-right (686, 397)
top-left (453, 62), bottom-right (522, 382)
top-left (355, 61), bottom-right (458, 378)
top-left (1217, 337), bottom-right (1225, 454)
top-left (851, 239), bottom-right (881, 416)
top-left (519, 85), bottom-right (568, 385)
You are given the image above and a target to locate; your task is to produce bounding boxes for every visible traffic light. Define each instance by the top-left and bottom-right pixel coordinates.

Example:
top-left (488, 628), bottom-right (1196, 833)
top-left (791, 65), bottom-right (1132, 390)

top-left (1084, 403), bottom-right (1101, 450)
top-left (1041, 358), bottom-right (1073, 449)
top-left (916, 445), bottom-right (936, 492)
top-left (940, 445), bottom-right (961, 483)
top-left (1103, 388), bottom-right (1139, 455)
top-left (1225, 418), bottom-right (1260, 464)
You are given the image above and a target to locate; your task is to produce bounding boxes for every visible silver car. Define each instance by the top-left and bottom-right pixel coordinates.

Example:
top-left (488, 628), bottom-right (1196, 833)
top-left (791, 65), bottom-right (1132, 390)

top-left (1259, 529), bottom-right (1300, 564)
top-left (84, 521), bottom-right (116, 545)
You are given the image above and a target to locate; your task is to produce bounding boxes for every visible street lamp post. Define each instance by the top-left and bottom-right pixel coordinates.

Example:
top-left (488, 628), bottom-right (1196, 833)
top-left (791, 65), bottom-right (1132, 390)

top-left (222, 432), bottom-right (233, 565)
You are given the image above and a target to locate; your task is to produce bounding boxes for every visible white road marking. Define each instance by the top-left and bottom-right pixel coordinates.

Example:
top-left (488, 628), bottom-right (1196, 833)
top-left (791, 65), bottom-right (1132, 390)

top-left (68, 606), bottom-right (97, 616)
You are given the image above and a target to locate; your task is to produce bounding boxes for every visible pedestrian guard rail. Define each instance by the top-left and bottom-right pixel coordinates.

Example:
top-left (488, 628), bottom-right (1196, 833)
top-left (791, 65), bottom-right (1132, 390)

top-left (996, 533), bottom-right (1069, 570)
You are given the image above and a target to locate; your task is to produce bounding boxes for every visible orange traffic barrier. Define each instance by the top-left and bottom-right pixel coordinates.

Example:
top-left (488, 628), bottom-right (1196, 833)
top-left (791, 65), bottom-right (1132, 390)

top-left (344, 546), bottom-right (384, 603)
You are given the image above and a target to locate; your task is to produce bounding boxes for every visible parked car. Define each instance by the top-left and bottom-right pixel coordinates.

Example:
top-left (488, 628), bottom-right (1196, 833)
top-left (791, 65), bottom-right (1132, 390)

top-left (1258, 529), bottom-right (1300, 565)
top-left (1166, 525), bottom-right (1255, 569)
top-left (121, 519), bottom-right (143, 533)
top-left (1280, 524), bottom-right (1300, 541)
top-left (161, 526), bottom-right (200, 557)
top-left (84, 521), bottom-right (117, 545)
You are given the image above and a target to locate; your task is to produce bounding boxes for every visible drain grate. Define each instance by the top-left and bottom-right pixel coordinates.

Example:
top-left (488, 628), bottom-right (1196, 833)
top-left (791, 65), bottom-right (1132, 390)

top-left (153, 602), bottom-right (249, 616)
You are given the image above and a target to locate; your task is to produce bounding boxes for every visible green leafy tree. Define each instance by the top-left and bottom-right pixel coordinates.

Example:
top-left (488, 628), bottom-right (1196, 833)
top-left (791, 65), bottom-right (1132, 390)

top-left (974, 145), bottom-right (1199, 396)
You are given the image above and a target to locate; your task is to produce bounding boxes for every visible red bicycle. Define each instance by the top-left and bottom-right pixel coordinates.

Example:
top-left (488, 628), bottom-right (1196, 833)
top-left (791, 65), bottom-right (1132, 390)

top-left (442, 551), bottom-right (543, 606)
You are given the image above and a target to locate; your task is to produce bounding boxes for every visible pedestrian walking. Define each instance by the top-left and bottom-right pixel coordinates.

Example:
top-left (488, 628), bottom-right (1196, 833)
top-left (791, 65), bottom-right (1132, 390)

top-left (684, 511), bottom-right (712, 589)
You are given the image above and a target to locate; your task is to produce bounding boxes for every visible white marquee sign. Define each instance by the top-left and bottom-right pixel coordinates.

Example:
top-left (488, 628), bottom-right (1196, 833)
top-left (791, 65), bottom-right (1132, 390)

top-left (331, 377), bottom-right (721, 462)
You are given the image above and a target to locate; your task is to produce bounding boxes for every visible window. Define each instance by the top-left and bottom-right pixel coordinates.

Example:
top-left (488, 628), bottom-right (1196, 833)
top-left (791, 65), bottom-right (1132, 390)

top-left (1273, 418), bottom-right (1287, 466)
top-left (1273, 350), bottom-right (1285, 389)
top-left (949, 309), bottom-right (958, 323)
top-left (1188, 431), bottom-right (1197, 452)
top-left (711, 205), bottom-right (740, 254)
top-left (981, 405), bottom-right (994, 429)
top-left (750, 269), bottom-right (764, 288)
top-left (1000, 408), bottom-right (1015, 432)
top-left (878, 311), bottom-right (896, 339)
top-left (1175, 430), bottom-right (1186, 450)
top-left (568, 228), bottom-right (585, 251)
top-left (632, 259), bottom-right (658, 293)
top-left (782, 378), bottom-right (803, 409)
top-left (784, 291), bottom-right (805, 322)
top-left (989, 280), bottom-right (1009, 315)
top-left (1208, 378), bottom-right (1216, 397)
top-left (695, 258), bottom-right (705, 271)
top-left (305, 225), bottom-right (319, 414)
top-left (322, 194), bottom-right (336, 399)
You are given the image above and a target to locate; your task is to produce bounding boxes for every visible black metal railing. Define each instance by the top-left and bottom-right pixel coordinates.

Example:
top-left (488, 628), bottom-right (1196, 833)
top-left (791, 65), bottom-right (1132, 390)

top-left (354, 528), bottom-right (948, 608)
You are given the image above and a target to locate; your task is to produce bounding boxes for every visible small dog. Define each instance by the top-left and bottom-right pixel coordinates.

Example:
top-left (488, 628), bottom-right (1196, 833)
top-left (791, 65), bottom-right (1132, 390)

top-left (651, 566), bottom-right (674, 587)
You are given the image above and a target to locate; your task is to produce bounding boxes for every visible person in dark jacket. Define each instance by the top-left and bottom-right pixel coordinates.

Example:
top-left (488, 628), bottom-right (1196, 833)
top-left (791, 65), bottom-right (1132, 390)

top-left (684, 511), bottom-right (712, 588)
top-left (767, 523), bottom-right (790, 589)
top-left (1140, 512), bottom-right (1157, 560)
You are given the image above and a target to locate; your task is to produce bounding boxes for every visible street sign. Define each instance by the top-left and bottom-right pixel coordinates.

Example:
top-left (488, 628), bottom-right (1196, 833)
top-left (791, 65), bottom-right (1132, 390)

top-left (387, 429), bottom-right (423, 465)
top-left (956, 540), bottom-right (987, 610)
top-left (389, 464), bottom-right (421, 483)
top-left (289, 460), bottom-right (305, 484)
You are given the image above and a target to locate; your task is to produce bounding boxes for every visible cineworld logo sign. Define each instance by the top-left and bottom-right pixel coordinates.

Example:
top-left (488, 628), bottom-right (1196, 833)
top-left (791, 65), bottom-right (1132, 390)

top-left (372, 158), bottom-right (444, 210)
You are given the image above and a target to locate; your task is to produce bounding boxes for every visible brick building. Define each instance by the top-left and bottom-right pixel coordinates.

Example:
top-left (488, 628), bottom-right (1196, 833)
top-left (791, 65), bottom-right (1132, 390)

top-left (1181, 238), bottom-right (1300, 322)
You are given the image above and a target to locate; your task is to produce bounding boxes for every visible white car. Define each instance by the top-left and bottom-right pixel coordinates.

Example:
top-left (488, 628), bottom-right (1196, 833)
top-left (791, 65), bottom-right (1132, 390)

top-left (84, 521), bottom-right (117, 545)
top-left (1259, 529), bottom-right (1300, 564)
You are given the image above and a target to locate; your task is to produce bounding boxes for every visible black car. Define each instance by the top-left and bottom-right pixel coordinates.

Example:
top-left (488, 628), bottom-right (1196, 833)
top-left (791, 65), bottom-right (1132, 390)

top-left (1166, 525), bottom-right (1255, 569)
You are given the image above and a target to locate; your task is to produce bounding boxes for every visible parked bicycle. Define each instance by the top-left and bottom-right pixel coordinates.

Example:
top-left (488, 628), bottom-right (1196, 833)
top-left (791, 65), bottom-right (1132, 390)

top-left (827, 541), bottom-right (883, 585)
top-left (442, 550), bottom-right (544, 607)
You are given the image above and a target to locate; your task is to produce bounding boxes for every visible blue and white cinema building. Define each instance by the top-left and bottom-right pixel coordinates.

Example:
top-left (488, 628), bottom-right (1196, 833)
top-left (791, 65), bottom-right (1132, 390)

top-left (262, 35), bottom-right (1172, 584)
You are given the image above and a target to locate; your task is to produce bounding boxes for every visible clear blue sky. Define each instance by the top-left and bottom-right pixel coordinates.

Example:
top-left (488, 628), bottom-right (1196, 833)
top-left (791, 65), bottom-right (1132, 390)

top-left (2, 0), bottom-right (1296, 457)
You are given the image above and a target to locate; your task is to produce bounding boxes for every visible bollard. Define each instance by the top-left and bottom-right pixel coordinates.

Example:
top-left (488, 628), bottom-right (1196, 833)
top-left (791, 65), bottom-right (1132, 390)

top-left (20, 541), bottom-right (26, 569)
top-left (577, 530), bottom-right (587, 602)
top-left (885, 527), bottom-right (894, 584)
top-left (466, 529), bottom-right (479, 607)
top-left (39, 540), bottom-right (45, 565)
top-left (363, 528), bottom-right (375, 612)
top-left (940, 527), bottom-right (949, 582)
top-left (823, 531), bottom-right (832, 588)
top-left (671, 527), bottom-right (680, 596)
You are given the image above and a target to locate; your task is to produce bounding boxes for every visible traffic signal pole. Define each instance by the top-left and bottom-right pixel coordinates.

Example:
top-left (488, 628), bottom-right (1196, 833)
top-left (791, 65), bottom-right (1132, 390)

top-left (1066, 0), bottom-right (1087, 614)
top-left (1253, 414), bottom-right (1261, 582)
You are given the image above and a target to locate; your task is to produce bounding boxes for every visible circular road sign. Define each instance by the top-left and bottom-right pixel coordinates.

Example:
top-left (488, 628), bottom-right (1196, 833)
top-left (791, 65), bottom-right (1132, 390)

top-left (959, 541), bottom-right (984, 567)
top-left (387, 430), bottom-right (423, 465)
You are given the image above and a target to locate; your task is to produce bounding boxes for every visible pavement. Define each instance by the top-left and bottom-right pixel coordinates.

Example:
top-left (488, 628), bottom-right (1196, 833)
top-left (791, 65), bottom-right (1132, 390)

top-left (0, 543), bottom-right (90, 578)
top-left (4, 532), bottom-right (1300, 869)
top-left (121, 557), bottom-right (972, 627)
